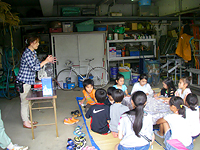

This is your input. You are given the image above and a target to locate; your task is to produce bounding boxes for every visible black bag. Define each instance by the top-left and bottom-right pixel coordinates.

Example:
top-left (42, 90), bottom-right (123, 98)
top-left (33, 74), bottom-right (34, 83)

top-left (15, 80), bottom-right (24, 93)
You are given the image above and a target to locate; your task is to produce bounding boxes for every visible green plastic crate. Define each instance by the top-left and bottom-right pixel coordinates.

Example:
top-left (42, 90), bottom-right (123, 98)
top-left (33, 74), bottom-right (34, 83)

top-left (77, 19), bottom-right (94, 25)
top-left (76, 24), bottom-right (94, 32)
top-left (61, 7), bottom-right (80, 17)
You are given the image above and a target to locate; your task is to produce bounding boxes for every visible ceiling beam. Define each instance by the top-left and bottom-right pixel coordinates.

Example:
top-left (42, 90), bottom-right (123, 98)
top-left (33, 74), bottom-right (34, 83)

top-left (39, 0), bottom-right (54, 17)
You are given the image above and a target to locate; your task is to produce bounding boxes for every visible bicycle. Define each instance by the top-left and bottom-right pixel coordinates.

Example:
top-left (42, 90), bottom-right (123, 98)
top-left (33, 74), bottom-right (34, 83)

top-left (55, 58), bottom-right (109, 91)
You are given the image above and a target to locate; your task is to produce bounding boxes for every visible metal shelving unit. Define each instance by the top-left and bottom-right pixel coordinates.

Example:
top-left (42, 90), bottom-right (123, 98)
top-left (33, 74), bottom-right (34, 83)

top-left (106, 39), bottom-right (156, 71)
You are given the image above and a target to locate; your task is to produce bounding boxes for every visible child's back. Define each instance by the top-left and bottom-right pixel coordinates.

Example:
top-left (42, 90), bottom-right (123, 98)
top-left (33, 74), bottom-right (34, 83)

top-left (185, 93), bottom-right (200, 137)
top-left (109, 89), bottom-right (129, 133)
top-left (85, 89), bottom-right (110, 134)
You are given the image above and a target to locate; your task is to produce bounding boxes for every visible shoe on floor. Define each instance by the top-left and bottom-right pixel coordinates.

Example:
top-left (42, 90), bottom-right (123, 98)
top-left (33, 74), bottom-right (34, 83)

top-left (7, 144), bottom-right (28, 150)
top-left (154, 130), bottom-right (164, 138)
top-left (71, 117), bottom-right (79, 123)
top-left (75, 140), bottom-right (86, 150)
top-left (74, 136), bottom-right (86, 143)
top-left (23, 124), bottom-right (36, 129)
top-left (64, 118), bottom-right (76, 125)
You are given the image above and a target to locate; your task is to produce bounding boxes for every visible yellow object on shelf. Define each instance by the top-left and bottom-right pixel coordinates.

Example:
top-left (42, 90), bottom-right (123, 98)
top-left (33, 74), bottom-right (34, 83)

top-left (120, 63), bottom-right (131, 68)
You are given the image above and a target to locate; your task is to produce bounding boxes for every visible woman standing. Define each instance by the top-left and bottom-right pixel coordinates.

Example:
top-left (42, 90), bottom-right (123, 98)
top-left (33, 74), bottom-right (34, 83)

top-left (17, 34), bottom-right (56, 129)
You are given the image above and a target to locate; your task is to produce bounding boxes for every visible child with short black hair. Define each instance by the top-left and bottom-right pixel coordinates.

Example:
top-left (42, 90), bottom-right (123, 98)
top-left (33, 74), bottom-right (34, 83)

top-left (156, 96), bottom-right (193, 150)
top-left (175, 76), bottom-right (192, 103)
top-left (109, 89), bottom-right (129, 138)
top-left (85, 89), bottom-right (110, 134)
top-left (104, 87), bottom-right (116, 107)
top-left (185, 93), bottom-right (200, 140)
top-left (79, 79), bottom-right (97, 112)
top-left (131, 74), bottom-right (153, 96)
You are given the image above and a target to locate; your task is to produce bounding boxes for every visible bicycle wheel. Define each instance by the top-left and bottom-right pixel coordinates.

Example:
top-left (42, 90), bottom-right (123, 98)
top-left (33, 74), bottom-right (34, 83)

top-left (55, 68), bottom-right (77, 91)
top-left (87, 67), bottom-right (109, 89)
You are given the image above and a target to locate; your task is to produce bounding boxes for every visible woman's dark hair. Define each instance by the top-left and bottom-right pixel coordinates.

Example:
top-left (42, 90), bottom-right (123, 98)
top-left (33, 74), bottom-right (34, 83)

top-left (183, 24), bottom-right (191, 35)
top-left (163, 77), bottom-right (176, 93)
top-left (139, 73), bottom-right (148, 81)
top-left (95, 88), bottom-right (107, 103)
top-left (131, 91), bottom-right (147, 137)
top-left (169, 96), bottom-right (186, 118)
top-left (186, 93), bottom-right (198, 111)
top-left (107, 87), bottom-right (116, 96)
top-left (25, 34), bottom-right (40, 47)
top-left (83, 79), bottom-right (94, 90)
top-left (111, 89), bottom-right (124, 102)
top-left (180, 76), bottom-right (192, 87)
top-left (115, 73), bottom-right (124, 85)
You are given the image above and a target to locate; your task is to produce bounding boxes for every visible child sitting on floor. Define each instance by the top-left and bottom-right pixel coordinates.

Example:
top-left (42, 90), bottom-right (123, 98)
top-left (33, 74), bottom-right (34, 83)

top-left (79, 79), bottom-right (97, 112)
top-left (155, 96), bottom-right (193, 150)
top-left (175, 76), bottom-right (192, 103)
top-left (154, 77), bottom-right (176, 103)
top-left (113, 74), bottom-right (130, 97)
top-left (185, 93), bottom-right (200, 141)
top-left (104, 87), bottom-right (116, 107)
top-left (115, 91), bottom-right (154, 150)
top-left (109, 89), bottom-right (129, 138)
top-left (131, 74), bottom-right (153, 96)
top-left (85, 89), bottom-right (110, 134)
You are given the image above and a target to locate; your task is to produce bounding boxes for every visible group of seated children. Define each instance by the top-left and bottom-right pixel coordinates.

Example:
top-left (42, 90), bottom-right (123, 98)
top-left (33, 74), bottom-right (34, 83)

top-left (79, 73), bottom-right (199, 150)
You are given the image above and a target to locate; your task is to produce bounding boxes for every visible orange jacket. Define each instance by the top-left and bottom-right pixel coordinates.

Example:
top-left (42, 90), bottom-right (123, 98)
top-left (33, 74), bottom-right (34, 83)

top-left (82, 89), bottom-right (97, 105)
top-left (175, 33), bottom-right (193, 61)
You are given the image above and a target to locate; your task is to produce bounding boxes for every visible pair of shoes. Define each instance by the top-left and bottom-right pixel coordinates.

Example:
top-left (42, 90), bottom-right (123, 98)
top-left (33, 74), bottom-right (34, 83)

top-left (74, 136), bottom-right (86, 143)
top-left (73, 130), bottom-right (85, 137)
top-left (64, 117), bottom-right (79, 125)
top-left (66, 138), bottom-right (75, 150)
top-left (75, 140), bottom-right (86, 150)
top-left (23, 124), bottom-right (36, 129)
top-left (154, 130), bottom-right (164, 138)
top-left (71, 110), bottom-right (82, 117)
top-left (7, 144), bottom-right (28, 150)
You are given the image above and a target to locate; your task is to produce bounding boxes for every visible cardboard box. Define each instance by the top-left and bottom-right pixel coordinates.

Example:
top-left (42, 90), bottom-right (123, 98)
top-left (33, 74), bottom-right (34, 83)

top-left (42, 77), bottom-right (53, 96)
top-left (109, 47), bottom-right (116, 58)
top-left (132, 23), bottom-right (137, 30)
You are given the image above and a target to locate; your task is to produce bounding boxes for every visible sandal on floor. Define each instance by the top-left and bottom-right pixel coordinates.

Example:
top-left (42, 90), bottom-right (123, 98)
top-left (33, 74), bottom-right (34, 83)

top-left (73, 130), bottom-right (85, 137)
top-left (23, 124), bottom-right (37, 129)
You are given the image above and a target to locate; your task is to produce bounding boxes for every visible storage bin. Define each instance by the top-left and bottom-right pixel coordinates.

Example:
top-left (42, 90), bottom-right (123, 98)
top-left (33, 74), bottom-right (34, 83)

top-left (76, 19), bottom-right (94, 32)
top-left (67, 82), bottom-right (75, 89)
top-left (62, 22), bottom-right (73, 32)
top-left (61, 7), bottom-right (80, 17)
top-left (130, 51), bottom-right (140, 56)
top-left (119, 71), bottom-right (131, 79)
top-left (138, 0), bottom-right (151, 6)
top-left (94, 27), bottom-right (107, 31)
top-left (110, 67), bottom-right (118, 79)
top-left (49, 28), bottom-right (62, 33)
top-left (131, 73), bottom-right (140, 84)
top-left (139, 6), bottom-right (159, 16)
top-left (82, 8), bottom-right (96, 16)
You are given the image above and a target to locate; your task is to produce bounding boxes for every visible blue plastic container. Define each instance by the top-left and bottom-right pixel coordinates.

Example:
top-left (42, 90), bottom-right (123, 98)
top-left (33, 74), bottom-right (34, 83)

top-left (130, 51), bottom-right (140, 56)
top-left (110, 67), bottom-right (118, 79)
top-left (94, 27), bottom-right (107, 31)
top-left (131, 73), bottom-right (140, 84)
top-left (67, 82), bottom-right (75, 89)
top-left (138, 0), bottom-right (151, 6)
top-left (63, 83), bottom-right (68, 89)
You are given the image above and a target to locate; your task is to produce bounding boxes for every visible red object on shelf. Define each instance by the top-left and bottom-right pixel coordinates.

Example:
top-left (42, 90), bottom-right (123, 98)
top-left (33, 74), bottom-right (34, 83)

top-left (49, 28), bottom-right (62, 33)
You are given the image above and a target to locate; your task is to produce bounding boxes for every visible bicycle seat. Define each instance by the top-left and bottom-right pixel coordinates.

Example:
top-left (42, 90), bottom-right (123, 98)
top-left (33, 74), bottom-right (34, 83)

top-left (85, 58), bottom-right (94, 62)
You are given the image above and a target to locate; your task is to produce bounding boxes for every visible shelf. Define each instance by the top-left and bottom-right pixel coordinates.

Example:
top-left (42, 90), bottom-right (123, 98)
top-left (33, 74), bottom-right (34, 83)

top-left (109, 55), bottom-right (154, 61)
top-left (107, 39), bottom-right (156, 43)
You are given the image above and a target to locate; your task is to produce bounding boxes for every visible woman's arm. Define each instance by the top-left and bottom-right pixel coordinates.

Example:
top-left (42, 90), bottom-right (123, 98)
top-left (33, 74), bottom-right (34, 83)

top-left (40, 55), bottom-right (56, 68)
top-left (118, 130), bottom-right (123, 139)
top-left (154, 92), bottom-right (161, 98)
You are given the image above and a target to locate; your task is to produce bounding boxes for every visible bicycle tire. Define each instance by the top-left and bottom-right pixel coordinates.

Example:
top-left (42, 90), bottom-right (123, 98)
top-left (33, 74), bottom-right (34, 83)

top-left (55, 68), bottom-right (77, 91)
top-left (87, 67), bottom-right (109, 89)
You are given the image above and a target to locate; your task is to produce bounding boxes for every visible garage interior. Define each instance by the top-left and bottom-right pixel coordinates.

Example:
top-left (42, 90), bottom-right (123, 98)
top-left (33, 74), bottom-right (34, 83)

top-left (0, 0), bottom-right (200, 150)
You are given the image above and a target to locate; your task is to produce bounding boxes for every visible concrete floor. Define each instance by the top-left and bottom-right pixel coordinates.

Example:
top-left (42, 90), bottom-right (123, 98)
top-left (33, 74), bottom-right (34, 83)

top-left (0, 83), bottom-right (200, 150)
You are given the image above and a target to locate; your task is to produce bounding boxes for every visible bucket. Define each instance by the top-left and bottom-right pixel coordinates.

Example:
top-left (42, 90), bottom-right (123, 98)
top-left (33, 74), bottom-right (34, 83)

top-left (119, 71), bottom-right (131, 79)
top-left (110, 67), bottom-right (118, 79)
top-left (131, 73), bottom-right (140, 84)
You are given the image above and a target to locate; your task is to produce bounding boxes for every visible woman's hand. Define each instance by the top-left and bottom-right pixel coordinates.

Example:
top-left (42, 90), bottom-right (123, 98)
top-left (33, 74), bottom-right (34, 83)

top-left (46, 55), bottom-right (56, 64)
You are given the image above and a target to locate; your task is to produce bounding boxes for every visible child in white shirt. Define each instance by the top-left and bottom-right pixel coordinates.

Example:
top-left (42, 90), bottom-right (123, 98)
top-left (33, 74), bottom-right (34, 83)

top-left (175, 76), bottom-right (192, 103)
top-left (131, 74), bottom-right (153, 96)
top-left (155, 96), bottom-right (193, 150)
top-left (185, 93), bottom-right (200, 141)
